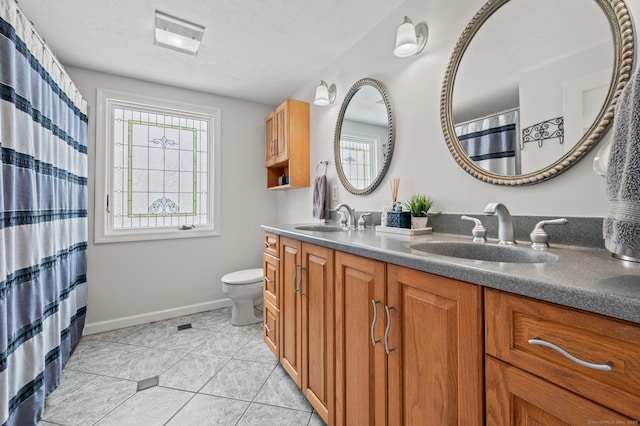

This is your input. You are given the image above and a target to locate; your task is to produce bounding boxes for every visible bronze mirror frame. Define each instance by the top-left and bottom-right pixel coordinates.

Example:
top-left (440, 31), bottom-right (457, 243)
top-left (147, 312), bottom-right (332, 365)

top-left (334, 78), bottom-right (395, 195)
top-left (440, 0), bottom-right (634, 185)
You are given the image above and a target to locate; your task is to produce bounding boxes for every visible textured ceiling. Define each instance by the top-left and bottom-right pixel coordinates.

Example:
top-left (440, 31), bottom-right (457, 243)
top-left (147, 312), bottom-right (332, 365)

top-left (17, 0), bottom-right (404, 105)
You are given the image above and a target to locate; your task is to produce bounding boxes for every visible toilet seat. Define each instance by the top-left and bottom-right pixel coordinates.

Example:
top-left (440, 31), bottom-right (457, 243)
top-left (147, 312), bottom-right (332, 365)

top-left (221, 268), bottom-right (263, 285)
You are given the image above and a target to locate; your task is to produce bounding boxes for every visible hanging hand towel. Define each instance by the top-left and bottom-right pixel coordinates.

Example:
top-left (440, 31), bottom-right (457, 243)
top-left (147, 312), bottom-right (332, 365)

top-left (312, 175), bottom-right (328, 219)
top-left (603, 66), bottom-right (640, 260)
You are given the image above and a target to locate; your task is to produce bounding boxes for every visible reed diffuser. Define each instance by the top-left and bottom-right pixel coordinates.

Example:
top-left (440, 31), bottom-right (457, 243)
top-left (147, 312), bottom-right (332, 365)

top-left (390, 178), bottom-right (400, 210)
top-left (387, 178), bottom-right (410, 228)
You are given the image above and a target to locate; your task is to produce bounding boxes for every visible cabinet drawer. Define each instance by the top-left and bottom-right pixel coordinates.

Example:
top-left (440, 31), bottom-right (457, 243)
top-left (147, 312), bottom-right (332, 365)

top-left (264, 232), bottom-right (279, 257)
top-left (263, 299), bottom-right (279, 358)
top-left (263, 253), bottom-right (279, 307)
top-left (485, 289), bottom-right (640, 419)
top-left (486, 357), bottom-right (633, 424)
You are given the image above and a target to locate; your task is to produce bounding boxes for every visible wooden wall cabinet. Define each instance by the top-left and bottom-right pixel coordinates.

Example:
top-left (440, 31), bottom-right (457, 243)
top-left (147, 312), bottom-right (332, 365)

top-left (334, 252), bottom-right (483, 425)
top-left (485, 289), bottom-right (640, 424)
top-left (265, 99), bottom-right (309, 190)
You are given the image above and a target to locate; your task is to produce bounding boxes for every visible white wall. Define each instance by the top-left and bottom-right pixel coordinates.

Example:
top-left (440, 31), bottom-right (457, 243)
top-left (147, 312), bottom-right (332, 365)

top-left (277, 0), bottom-right (640, 223)
top-left (519, 43), bottom-right (611, 173)
top-left (64, 0), bottom-right (639, 329)
top-left (66, 67), bottom-right (276, 332)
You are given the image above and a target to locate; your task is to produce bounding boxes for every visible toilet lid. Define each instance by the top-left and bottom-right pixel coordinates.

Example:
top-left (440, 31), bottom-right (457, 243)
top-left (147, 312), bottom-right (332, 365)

top-left (222, 268), bottom-right (264, 285)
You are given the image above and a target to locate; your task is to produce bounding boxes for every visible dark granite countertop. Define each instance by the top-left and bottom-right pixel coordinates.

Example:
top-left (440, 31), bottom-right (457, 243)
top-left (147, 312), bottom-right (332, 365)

top-left (261, 223), bottom-right (640, 325)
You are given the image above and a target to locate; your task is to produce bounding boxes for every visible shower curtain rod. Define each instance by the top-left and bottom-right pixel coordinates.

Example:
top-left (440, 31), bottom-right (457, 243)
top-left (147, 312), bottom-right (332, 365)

top-left (455, 106), bottom-right (520, 127)
top-left (11, 0), bottom-right (83, 102)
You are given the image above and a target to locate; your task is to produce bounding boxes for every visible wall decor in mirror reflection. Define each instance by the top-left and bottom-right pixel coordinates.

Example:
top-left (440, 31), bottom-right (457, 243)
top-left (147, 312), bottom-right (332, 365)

top-left (334, 78), bottom-right (395, 195)
top-left (440, 0), bottom-right (634, 185)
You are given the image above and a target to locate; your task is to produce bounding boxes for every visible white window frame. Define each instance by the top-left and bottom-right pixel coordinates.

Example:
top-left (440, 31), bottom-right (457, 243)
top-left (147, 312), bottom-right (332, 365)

top-left (94, 88), bottom-right (221, 243)
top-left (339, 130), bottom-right (380, 189)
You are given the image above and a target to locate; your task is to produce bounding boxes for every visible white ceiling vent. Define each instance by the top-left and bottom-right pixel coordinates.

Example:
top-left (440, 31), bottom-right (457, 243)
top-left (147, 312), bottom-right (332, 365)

top-left (154, 11), bottom-right (205, 56)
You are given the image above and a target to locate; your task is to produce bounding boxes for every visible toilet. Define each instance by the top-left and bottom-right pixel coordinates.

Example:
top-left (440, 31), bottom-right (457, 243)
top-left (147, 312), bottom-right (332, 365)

top-left (221, 268), bottom-right (264, 326)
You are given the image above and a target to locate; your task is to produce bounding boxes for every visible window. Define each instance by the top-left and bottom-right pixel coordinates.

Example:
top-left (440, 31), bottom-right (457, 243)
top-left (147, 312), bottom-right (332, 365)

top-left (95, 89), bottom-right (220, 243)
top-left (339, 133), bottom-right (379, 190)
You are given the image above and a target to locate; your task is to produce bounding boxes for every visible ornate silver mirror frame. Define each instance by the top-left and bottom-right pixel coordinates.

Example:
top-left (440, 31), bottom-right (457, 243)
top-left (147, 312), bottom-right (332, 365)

top-left (334, 78), bottom-right (395, 195)
top-left (440, 0), bottom-right (634, 185)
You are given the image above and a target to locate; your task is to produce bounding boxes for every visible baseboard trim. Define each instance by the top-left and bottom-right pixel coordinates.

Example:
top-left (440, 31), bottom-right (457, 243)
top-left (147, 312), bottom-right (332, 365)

top-left (83, 298), bottom-right (233, 335)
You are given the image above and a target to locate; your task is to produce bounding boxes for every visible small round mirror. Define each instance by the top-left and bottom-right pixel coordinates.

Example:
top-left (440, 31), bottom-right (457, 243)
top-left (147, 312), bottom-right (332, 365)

top-left (334, 78), bottom-right (394, 195)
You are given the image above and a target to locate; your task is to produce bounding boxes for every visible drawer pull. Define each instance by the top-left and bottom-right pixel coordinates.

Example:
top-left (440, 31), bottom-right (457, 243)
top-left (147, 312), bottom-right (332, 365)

top-left (292, 264), bottom-right (298, 294)
top-left (528, 338), bottom-right (613, 371)
top-left (264, 277), bottom-right (272, 283)
top-left (264, 241), bottom-right (274, 248)
top-left (384, 306), bottom-right (395, 354)
top-left (297, 266), bottom-right (305, 296)
top-left (371, 300), bottom-right (381, 346)
top-left (264, 324), bottom-right (273, 333)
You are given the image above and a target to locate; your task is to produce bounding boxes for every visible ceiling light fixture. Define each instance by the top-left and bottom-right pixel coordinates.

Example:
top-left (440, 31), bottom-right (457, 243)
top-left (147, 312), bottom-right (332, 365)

top-left (314, 81), bottom-right (337, 106)
top-left (154, 11), bottom-right (205, 56)
top-left (393, 16), bottom-right (428, 57)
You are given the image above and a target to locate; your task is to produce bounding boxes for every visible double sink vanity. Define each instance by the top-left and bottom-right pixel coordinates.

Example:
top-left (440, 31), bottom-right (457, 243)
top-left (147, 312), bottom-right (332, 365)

top-left (259, 0), bottom-right (639, 422)
top-left (261, 212), bottom-right (640, 424)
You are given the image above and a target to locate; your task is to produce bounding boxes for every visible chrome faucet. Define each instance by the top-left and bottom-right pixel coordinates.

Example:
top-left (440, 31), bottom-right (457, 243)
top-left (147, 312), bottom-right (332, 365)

top-left (483, 202), bottom-right (515, 244)
top-left (336, 204), bottom-right (356, 229)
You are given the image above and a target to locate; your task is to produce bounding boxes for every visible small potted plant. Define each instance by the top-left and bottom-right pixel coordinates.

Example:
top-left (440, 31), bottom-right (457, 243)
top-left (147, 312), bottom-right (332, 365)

top-left (403, 194), bottom-right (436, 229)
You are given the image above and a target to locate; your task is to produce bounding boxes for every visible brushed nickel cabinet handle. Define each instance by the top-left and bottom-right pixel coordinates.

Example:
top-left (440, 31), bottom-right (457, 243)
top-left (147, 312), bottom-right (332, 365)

top-left (297, 266), bottom-right (305, 296)
top-left (528, 338), bottom-right (613, 371)
top-left (264, 324), bottom-right (273, 333)
top-left (292, 264), bottom-right (298, 294)
top-left (384, 306), bottom-right (396, 354)
top-left (371, 300), bottom-right (381, 346)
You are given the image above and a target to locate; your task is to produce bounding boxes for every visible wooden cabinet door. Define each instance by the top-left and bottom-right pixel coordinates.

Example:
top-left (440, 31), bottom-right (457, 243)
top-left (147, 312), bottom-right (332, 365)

top-left (263, 253), bottom-right (279, 308)
top-left (265, 111), bottom-right (276, 166)
top-left (300, 243), bottom-right (334, 425)
top-left (335, 251), bottom-right (386, 426)
top-left (274, 101), bottom-right (288, 164)
top-left (386, 266), bottom-right (484, 425)
top-left (280, 237), bottom-right (301, 385)
top-left (486, 357), bottom-right (633, 425)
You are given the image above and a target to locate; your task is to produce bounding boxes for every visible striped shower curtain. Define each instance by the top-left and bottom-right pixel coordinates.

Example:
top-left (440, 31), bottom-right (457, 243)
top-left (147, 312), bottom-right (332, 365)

top-left (455, 109), bottom-right (520, 175)
top-left (0, 1), bottom-right (88, 425)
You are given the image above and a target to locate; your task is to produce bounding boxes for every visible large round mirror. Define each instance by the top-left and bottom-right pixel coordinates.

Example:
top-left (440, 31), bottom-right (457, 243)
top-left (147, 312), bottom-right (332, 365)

top-left (334, 78), bottom-right (394, 195)
top-left (441, 0), bottom-right (634, 185)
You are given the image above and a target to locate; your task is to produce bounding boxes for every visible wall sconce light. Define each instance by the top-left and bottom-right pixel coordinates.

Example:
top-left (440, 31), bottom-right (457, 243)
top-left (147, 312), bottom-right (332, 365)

top-left (393, 16), bottom-right (428, 57)
top-left (314, 80), bottom-right (337, 106)
top-left (155, 11), bottom-right (205, 56)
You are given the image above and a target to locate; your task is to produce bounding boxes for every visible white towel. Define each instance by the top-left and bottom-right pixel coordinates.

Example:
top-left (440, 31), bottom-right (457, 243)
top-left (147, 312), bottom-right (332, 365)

top-left (312, 175), bottom-right (328, 219)
top-left (603, 66), bottom-right (640, 259)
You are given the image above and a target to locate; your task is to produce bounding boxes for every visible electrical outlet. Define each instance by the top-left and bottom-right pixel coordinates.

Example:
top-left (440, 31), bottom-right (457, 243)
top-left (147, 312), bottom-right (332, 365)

top-left (332, 184), bottom-right (338, 201)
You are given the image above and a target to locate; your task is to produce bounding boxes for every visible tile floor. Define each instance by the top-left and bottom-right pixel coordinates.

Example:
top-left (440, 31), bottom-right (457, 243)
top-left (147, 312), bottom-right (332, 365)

top-left (38, 307), bottom-right (325, 426)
